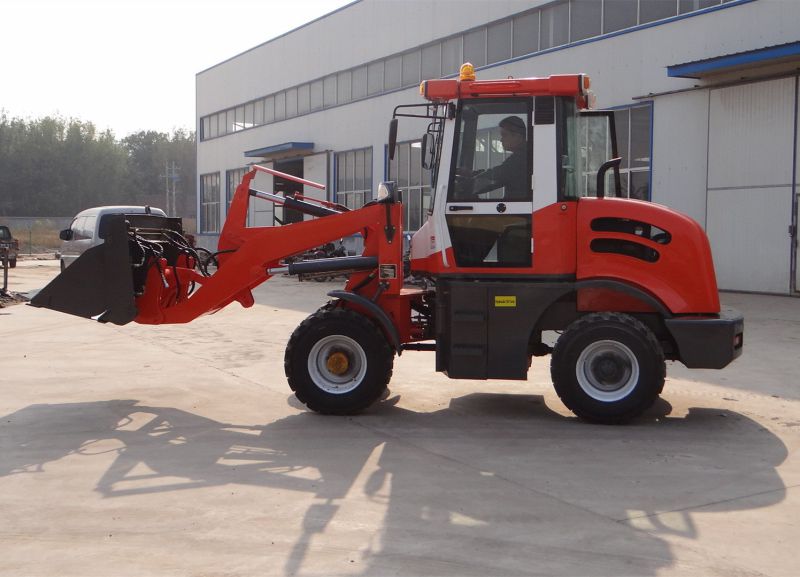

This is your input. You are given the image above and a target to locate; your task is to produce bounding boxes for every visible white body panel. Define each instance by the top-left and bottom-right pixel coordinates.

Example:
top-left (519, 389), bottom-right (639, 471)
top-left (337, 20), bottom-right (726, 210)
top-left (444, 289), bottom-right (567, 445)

top-left (532, 124), bottom-right (558, 211)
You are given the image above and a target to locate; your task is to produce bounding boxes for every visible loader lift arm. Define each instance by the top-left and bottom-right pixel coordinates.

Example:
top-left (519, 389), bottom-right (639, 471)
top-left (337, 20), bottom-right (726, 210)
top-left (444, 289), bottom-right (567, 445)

top-left (31, 166), bottom-right (407, 328)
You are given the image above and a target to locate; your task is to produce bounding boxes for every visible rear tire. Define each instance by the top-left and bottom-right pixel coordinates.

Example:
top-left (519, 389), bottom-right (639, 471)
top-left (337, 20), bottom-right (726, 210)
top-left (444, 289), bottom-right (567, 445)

top-left (284, 308), bottom-right (394, 414)
top-left (9, 258), bottom-right (16, 268)
top-left (551, 312), bottom-right (665, 424)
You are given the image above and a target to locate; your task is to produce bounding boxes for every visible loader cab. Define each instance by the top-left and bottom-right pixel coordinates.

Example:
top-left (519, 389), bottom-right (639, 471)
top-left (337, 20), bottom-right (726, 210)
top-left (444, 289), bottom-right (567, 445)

top-left (440, 95), bottom-right (619, 270)
top-left (445, 97), bottom-right (534, 268)
top-left (406, 70), bottom-right (620, 275)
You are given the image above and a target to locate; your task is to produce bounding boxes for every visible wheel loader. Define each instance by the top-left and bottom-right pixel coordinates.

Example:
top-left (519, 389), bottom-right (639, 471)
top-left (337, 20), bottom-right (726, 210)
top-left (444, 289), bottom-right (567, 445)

top-left (31, 64), bottom-right (743, 424)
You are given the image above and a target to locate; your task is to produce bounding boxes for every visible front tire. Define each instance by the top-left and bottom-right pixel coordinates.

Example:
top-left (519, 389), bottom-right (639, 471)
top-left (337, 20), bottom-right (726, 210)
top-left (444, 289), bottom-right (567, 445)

top-left (284, 308), bottom-right (394, 414)
top-left (551, 312), bottom-right (665, 424)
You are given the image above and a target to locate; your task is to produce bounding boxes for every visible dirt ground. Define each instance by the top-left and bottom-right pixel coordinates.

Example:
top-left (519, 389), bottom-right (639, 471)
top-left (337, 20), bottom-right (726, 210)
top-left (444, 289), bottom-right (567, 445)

top-left (1, 260), bottom-right (798, 577)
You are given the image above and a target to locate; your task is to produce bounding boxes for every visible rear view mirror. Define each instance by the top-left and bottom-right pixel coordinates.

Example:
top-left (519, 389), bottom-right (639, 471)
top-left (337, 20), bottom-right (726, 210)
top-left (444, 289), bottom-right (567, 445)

top-left (421, 133), bottom-right (435, 170)
top-left (388, 118), bottom-right (398, 161)
top-left (59, 229), bottom-right (73, 241)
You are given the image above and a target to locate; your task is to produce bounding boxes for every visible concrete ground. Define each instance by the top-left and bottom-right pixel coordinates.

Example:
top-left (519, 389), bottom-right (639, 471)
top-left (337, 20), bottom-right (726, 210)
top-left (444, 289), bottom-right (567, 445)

top-left (1, 260), bottom-right (798, 577)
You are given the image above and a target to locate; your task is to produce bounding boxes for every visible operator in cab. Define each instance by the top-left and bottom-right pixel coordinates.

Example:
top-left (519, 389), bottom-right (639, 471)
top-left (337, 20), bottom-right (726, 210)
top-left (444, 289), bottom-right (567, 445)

top-left (456, 115), bottom-right (528, 201)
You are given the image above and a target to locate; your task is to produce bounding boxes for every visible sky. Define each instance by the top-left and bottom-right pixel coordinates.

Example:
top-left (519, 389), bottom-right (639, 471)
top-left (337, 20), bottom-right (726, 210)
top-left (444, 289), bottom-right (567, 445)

top-left (0, 0), bottom-right (355, 138)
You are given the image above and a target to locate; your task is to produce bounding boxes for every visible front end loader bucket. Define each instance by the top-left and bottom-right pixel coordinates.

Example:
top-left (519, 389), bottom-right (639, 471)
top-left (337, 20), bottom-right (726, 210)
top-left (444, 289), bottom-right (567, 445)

top-left (30, 213), bottom-right (185, 325)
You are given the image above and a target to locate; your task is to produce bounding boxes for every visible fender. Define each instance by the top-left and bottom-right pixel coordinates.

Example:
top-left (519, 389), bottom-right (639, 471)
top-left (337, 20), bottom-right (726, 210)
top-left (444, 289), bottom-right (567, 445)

top-left (328, 290), bottom-right (402, 354)
top-left (575, 278), bottom-right (672, 318)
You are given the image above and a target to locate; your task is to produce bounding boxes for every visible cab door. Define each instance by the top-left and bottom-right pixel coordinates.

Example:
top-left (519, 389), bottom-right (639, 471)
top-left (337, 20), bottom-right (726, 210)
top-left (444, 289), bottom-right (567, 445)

top-left (445, 98), bottom-right (533, 268)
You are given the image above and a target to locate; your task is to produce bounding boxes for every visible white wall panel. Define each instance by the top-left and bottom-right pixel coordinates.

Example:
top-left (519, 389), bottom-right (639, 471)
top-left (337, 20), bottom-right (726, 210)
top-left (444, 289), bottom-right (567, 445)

top-left (650, 91), bottom-right (709, 225)
top-left (708, 78), bottom-right (795, 189)
top-left (707, 187), bottom-right (791, 293)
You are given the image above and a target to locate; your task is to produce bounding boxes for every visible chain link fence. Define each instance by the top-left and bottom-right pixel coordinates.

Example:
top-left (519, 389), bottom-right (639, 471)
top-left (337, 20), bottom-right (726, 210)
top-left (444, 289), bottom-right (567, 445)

top-left (0, 217), bottom-right (72, 255)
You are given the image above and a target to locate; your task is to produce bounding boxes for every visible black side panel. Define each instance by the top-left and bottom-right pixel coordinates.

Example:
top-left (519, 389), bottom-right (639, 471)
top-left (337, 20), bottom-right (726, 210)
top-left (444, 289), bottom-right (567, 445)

top-left (30, 215), bottom-right (137, 325)
top-left (436, 281), bottom-right (488, 379)
top-left (437, 279), bottom-right (574, 380)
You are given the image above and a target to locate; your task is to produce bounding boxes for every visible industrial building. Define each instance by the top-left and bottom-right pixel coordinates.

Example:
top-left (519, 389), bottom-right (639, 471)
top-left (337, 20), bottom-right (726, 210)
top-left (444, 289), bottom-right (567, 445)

top-left (196, 0), bottom-right (800, 294)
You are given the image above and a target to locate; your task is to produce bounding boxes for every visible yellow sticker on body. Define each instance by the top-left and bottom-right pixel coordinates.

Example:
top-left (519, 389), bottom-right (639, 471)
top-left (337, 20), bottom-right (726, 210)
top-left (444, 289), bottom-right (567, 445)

top-left (494, 296), bottom-right (517, 307)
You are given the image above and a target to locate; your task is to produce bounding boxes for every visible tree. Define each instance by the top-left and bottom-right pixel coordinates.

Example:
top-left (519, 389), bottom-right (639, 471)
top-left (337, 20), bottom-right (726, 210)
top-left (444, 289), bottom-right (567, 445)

top-left (0, 112), bottom-right (196, 217)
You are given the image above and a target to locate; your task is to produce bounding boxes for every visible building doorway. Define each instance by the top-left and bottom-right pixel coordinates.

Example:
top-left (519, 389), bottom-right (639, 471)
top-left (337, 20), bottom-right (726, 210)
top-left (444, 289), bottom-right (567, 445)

top-left (274, 159), bottom-right (304, 225)
top-left (706, 76), bottom-right (798, 294)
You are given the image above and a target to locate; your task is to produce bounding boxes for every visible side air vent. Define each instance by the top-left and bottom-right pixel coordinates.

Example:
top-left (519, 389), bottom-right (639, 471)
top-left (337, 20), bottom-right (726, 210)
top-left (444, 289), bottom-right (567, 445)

top-left (590, 238), bottom-right (660, 263)
top-left (591, 217), bottom-right (671, 244)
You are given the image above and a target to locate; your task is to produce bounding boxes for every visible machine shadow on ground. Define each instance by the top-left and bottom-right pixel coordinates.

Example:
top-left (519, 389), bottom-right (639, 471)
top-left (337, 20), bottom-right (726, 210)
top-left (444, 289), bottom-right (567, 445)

top-left (0, 394), bottom-right (787, 576)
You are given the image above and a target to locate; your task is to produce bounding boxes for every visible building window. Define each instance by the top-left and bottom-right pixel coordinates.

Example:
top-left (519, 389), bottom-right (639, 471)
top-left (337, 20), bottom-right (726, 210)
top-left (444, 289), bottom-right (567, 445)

top-left (613, 103), bottom-right (652, 200)
top-left (254, 99), bottom-right (265, 125)
top-left (200, 172), bottom-right (221, 234)
top-left (680, 0), bottom-right (719, 13)
top-left (463, 28), bottom-right (486, 67)
top-left (275, 91), bottom-right (286, 121)
top-left (337, 70), bottom-right (352, 103)
top-left (286, 87), bottom-right (298, 118)
top-left (298, 84), bottom-right (311, 115)
top-left (368, 61), bottom-right (384, 95)
top-left (421, 43), bottom-right (441, 81)
top-left (512, 11), bottom-right (539, 57)
top-left (486, 20), bottom-right (511, 64)
top-left (401, 50), bottom-right (421, 87)
top-left (384, 55), bottom-right (402, 90)
top-left (604, 0), bottom-right (638, 32)
top-left (352, 66), bottom-right (368, 100)
top-left (540, 1), bottom-right (569, 49)
top-left (310, 79), bottom-right (324, 110)
top-left (264, 96), bottom-right (275, 123)
top-left (323, 75), bottom-right (337, 107)
top-left (571, 0), bottom-right (602, 41)
top-left (226, 167), bottom-right (248, 211)
top-left (389, 140), bottom-right (433, 232)
top-left (336, 147), bottom-right (372, 210)
top-left (639, 0), bottom-right (678, 24)
top-left (441, 36), bottom-right (463, 77)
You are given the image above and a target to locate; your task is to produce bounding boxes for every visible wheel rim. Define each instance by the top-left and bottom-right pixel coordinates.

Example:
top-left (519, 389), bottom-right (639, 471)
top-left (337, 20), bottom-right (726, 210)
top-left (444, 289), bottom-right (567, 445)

top-left (307, 335), bottom-right (368, 394)
top-left (575, 340), bottom-right (640, 402)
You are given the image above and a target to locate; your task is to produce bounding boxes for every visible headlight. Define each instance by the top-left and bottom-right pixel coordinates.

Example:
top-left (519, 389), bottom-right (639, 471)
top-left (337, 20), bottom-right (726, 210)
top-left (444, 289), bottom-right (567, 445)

top-left (377, 181), bottom-right (396, 202)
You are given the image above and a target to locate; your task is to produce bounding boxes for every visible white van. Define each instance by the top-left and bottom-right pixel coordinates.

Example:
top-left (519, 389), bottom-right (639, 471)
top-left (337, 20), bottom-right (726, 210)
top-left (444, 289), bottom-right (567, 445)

top-left (59, 206), bottom-right (167, 270)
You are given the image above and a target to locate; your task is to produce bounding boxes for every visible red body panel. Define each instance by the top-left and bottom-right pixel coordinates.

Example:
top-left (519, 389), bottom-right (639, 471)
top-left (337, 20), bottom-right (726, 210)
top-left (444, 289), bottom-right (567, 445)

top-left (410, 197), bottom-right (720, 315)
top-left (422, 74), bottom-right (588, 107)
top-left (576, 198), bottom-right (720, 314)
top-left (409, 203), bottom-right (578, 276)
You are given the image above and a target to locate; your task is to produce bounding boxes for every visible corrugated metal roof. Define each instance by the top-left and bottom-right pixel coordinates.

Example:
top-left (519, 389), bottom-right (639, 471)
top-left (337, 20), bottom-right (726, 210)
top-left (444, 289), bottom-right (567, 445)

top-left (668, 42), bottom-right (800, 79)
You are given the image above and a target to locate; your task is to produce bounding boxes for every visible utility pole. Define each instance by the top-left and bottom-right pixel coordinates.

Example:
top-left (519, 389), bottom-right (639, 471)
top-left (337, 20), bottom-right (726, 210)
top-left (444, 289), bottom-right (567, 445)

top-left (162, 161), bottom-right (180, 216)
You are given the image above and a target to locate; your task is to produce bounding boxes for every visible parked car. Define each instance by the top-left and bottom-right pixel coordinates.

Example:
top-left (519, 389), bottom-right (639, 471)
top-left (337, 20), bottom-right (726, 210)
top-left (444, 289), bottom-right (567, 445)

top-left (59, 206), bottom-right (167, 271)
top-left (0, 225), bottom-right (19, 268)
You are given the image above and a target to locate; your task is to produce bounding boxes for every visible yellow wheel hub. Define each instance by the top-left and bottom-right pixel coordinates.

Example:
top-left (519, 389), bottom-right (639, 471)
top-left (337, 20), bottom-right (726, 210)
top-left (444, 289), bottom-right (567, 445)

top-left (326, 352), bottom-right (350, 375)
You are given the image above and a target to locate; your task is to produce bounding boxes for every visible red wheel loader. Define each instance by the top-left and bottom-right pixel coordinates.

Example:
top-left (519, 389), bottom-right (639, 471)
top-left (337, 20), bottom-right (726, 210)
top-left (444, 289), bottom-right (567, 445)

top-left (31, 64), bottom-right (743, 424)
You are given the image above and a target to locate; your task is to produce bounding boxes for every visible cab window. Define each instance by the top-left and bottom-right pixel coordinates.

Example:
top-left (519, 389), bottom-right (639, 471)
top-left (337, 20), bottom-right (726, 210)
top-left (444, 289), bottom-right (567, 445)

top-left (449, 99), bottom-right (532, 202)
